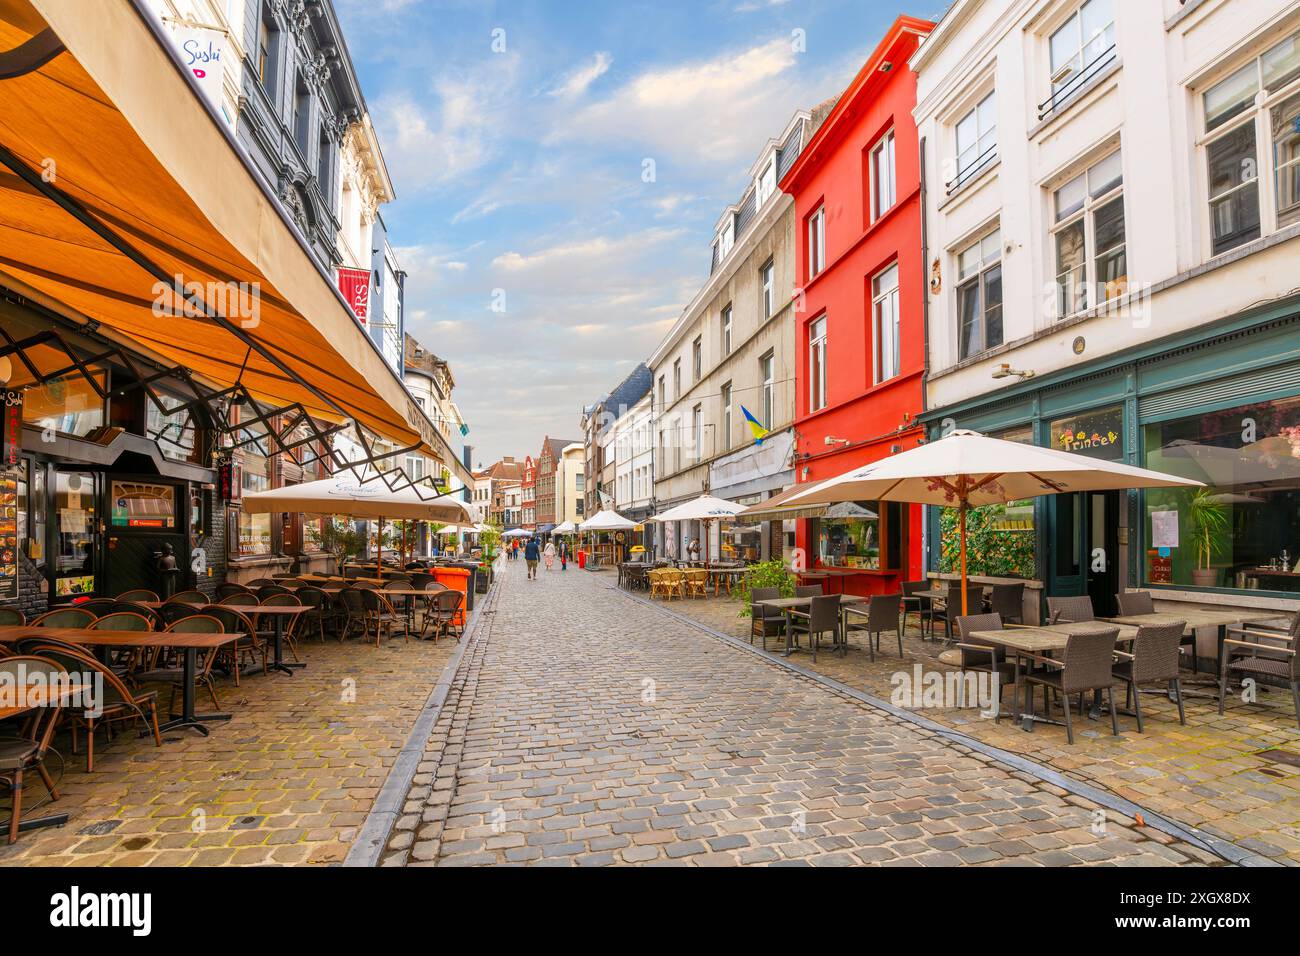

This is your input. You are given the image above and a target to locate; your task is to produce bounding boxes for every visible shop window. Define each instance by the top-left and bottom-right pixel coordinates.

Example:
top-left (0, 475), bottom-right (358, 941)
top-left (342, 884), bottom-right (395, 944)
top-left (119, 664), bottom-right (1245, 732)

top-left (110, 480), bottom-right (176, 529)
top-left (816, 501), bottom-right (904, 571)
top-left (54, 471), bottom-right (96, 597)
top-left (1143, 395), bottom-right (1300, 592)
top-left (23, 369), bottom-right (106, 439)
top-left (146, 393), bottom-right (201, 463)
top-left (238, 458), bottom-right (271, 555)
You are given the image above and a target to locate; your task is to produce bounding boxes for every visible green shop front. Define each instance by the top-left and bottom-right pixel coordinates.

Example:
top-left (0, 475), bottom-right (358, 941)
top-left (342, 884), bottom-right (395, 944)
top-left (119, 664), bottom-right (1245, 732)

top-left (922, 301), bottom-right (1300, 640)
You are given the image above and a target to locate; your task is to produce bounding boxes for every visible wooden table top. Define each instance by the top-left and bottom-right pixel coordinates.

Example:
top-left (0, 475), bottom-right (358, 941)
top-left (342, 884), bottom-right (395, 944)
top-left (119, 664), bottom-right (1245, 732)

top-left (0, 683), bottom-right (90, 721)
top-left (0, 626), bottom-right (240, 649)
top-left (967, 622), bottom-right (1129, 654)
top-left (1103, 610), bottom-right (1285, 629)
top-left (915, 586), bottom-right (993, 601)
top-left (756, 595), bottom-right (868, 610)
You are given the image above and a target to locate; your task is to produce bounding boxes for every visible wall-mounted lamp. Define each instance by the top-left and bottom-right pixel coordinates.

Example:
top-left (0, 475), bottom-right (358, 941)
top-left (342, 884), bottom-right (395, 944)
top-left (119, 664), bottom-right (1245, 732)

top-left (823, 436), bottom-right (851, 447)
top-left (991, 363), bottom-right (1035, 381)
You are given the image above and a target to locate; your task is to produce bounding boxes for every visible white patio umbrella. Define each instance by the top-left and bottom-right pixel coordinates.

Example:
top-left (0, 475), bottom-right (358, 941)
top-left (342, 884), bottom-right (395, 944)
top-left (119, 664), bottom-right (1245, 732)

top-left (647, 494), bottom-right (744, 564)
top-left (579, 509), bottom-right (636, 531)
top-left (553, 520), bottom-right (578, 535)
top-left (783, 429), bottom-right (1204, 613)
top-left (501, 528), bottom-right (533, 539)
top-left (241, 468), bottom-right (475, 576)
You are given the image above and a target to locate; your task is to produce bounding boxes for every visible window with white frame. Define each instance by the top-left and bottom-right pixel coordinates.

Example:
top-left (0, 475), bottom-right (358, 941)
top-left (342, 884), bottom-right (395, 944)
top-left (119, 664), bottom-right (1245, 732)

top-left (692, 337), bottom-right (702, 382)
top-left (953, 91), bottom-right (997, 190)
top-left (1202, 29), bottom-right (1300, 256)
top-left (692, 404), bottom-right (703, 462)
top-left (756, 158), bottom-right (776, 205)
top-left (721, 305), bottom-right (733, 356)
top-left (1052, 151), bottom-right (1125, 316)
top-left (808, 316), bottom-right (827, 412)
top-left (760, 351), bottom-right (775, 427)
top-left (1047, 0), bottom-right (1115, 110)
top-left (872, 264), bottom-right (900, 383)
top-left (956, 230), bottom-right (1003, 360)
top-left (760, 259), bottom-right (774, 319)
top-left (808, 205), bottom-right (826, 278)
top-left (870, 129), bottom-right (896, 221)
top-left (720, 382), bottom-right (732, 451)
top-left (673, 359), bottom-right (681, 398)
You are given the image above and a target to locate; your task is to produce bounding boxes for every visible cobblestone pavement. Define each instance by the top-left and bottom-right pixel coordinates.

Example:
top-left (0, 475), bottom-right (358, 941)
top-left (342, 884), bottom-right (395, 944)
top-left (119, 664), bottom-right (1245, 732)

top-left (385, 561), bottom-right (1217, 866)
top-left (664, 584), bottom-right (1300, 865)
top-left (1, 628), bottom-right (458, 866)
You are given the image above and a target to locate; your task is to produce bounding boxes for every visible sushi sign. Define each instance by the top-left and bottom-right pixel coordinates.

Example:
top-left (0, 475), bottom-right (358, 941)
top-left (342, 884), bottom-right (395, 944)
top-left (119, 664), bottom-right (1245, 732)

top-left (1, 389), bottom-right (22, 468)
top-left (1050, 406), bottom-right (1124, 461)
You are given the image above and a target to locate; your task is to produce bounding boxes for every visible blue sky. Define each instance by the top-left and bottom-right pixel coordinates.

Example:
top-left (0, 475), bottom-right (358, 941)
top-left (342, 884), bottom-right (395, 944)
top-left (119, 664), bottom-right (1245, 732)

top-left (334, 0), bottom-right (940, 465)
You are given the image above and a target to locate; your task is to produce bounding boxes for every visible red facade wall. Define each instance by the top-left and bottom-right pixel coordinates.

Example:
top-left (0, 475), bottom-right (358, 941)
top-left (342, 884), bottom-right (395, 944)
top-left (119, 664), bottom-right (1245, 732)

top-left (780, 17), bottom-right (933, 596)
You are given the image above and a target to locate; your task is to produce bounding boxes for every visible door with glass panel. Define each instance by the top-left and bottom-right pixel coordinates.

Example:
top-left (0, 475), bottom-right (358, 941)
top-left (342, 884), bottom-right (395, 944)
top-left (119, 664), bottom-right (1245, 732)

top-left (52, 470), bottom-right (99, 601)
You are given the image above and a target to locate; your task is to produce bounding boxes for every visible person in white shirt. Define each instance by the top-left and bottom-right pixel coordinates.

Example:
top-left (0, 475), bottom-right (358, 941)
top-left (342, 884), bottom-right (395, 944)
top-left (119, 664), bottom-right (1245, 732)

top-left (543, 539), bottom-right (557, 571)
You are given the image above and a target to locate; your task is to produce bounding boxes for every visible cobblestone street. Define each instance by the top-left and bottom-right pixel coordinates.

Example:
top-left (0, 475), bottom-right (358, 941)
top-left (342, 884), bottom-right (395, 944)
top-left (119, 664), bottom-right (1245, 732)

top-left (384, 562), bottom-right (1217, 866)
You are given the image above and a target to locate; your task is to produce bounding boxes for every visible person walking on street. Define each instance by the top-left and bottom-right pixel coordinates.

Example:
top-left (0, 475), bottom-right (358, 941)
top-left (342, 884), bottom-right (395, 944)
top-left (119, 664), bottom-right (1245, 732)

top-left (560, 539), bottom-right (568, 571)
top-left (544, 539), bottom-right (557, 572)
top-left (524, 536), bottom-right (541, 579)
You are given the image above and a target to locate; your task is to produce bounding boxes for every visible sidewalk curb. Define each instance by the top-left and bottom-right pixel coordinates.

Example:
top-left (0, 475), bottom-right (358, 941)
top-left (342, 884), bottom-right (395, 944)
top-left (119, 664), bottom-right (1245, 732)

top-left (343, 568), bottom-right (498, 867)
top-left (614, 584), bottom-right (1280, 868)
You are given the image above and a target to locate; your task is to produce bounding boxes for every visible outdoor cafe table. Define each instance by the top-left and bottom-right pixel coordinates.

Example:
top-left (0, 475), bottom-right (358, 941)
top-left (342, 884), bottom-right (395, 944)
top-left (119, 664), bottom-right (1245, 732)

top-left (755, 595), bottom-right (868, 657)
top-left (1101, 609), bottom-right (1285, 686)
top-left (0, 626), bottom-right (240, 735)
top-left (967, 621), bottom-right (1138, 730)
top-left (707, 566), bottom-right (747, 596)
top-left (135, 602), bottom-right (309, 676)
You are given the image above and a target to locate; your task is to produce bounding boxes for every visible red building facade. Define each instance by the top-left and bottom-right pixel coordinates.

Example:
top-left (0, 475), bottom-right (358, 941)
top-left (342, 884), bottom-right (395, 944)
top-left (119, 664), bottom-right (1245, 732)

top-left (780, 15), bottom-right (933, 596)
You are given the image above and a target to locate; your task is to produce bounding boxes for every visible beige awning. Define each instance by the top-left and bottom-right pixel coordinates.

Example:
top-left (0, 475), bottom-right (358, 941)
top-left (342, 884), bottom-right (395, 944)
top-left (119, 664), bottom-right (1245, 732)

top-left (240, 469), bottom-right (474, 523)
top-left (733, 478), bottom-right (833, 524)
top-left (0, 0), bottom-right (461, 479)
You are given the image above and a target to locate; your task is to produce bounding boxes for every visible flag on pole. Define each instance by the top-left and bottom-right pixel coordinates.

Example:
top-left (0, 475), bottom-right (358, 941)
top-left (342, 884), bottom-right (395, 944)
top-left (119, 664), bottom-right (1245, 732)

top-left (740, 406), bottom-right (768, 445)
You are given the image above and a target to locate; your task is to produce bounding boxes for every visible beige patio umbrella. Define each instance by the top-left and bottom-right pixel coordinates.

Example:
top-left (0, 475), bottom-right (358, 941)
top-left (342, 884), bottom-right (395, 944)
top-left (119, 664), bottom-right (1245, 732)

top-left (241, 468), bottom-right (475, 576)
top-left (783, 429), bottom-right (1204, 613)
top-left (646, 494), bottom-right (745, 565)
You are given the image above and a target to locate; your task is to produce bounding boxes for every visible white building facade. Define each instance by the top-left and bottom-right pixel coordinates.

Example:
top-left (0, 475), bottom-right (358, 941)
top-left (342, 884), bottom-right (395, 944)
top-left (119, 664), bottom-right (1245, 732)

top-left (914, 0), bottom-right (1300, 638)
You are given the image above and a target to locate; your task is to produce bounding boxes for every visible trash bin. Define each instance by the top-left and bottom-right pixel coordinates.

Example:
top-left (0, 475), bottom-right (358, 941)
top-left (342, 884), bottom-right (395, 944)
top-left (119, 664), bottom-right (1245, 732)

top-left (578, 550), bottom-right (587, 569)
top-left (449, 561), bottom-right (478, 611)
top-left (432, 566), bottom-right (470, 626)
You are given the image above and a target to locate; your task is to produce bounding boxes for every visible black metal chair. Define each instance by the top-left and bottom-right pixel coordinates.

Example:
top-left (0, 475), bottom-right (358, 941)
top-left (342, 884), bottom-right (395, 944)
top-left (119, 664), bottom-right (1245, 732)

top-left (843, 593), bottom-right (903, 661)
top-left (989, 582), bottom-right (1025, 625)
top-left (1113, 620), bottom-right (1187, 731)
top-left (786, 595), bottom-right (839, 662)
top-left (1023, 629), bottom-right (1121, 744)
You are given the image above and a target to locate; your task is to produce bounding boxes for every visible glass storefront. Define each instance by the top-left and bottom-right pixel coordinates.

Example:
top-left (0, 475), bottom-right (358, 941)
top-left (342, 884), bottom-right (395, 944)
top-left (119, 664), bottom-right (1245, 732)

top-left (816, 501), bottom-right (904, 570)
top-left (1142, 395), bottom-right (1300, 592)
top-left (23, 368), bottom-right (106, 439)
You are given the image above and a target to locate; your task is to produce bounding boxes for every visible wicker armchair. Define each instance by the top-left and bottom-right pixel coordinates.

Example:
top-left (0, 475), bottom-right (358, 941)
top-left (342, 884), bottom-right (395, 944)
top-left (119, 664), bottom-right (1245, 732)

top-left (1023, 628), bottom-right (1121, 744)
top-left (1046, 595), bottom-right (1095, 625)
top-left (749, 587), bottom-right (784, 650)
top-left (843, 593), bottom-right (903, 661)
top-left (685, 569), bottom-right (708, 599)
top-left (954, 613), bottom-right (1013, 722)
top-left (1113, 620), bottom-right (1187, 731)
top-left (786, 595), bottom-right (840, 662)
top-left (901, 580), bottom-right (934, 639)
top-left (937, 583), bottom-right (985, 643)
top-left (989, 582), bottom-right (1025, 625)
top-left (1219, 610), bottom-right (1300, 729)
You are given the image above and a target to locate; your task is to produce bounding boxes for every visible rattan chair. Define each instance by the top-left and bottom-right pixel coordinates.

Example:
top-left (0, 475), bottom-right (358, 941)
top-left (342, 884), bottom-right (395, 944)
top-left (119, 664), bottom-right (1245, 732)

top-left (1220, 610), bottom-right (1300, 729)
top-left (1115, 591), bottom-right (1197, 672)
top-left (216, 582), bottom-right (254, 601)
top-left (749, 587), bottom-right (784, 650)
top-left (685, 568), bottom-right (708, 598)
top-left (795, 584), bottom-right (823, 598)
top-left (0, 607), bottom-right (23, 626)
top-left (0, 655), bottom-right (66, 842)
top-left (31, 607), bottom-right (96, 628)
top-left (1112, 620), bottom-right (1187, 730)
top-left (1023, 628), bottom-right (1121, 744)
top-left (844, 593), bottom-right (903, 661)
top-left (901, 580), bottom-right (934, 639)
top-left (357, 588), bottom-right (399, 646)
top-left (27, 641), bottom-right (162, 771)
top-left (937, 583), bottom-right (985, 643)
top-left (787, 595), bottom-right (840, 662)
top-left (338, 588), bottom-right (368, 642)
top-left (261, 593), bottom-right (304, 659)
top-left (166, 590), bottom-right (208, 605)
top-left (115, 589), bottom-right (158, 603)
top-left (955, 613), bottom-right (1014, 722)
top-left (1046, 594), bottom-right (1095, 625)
top-left (144, 615), bottom-right (226, 717)
top-left (203, 606), bottom-right (264, 684)
top-left (989, 582), bottom-right (1025, 625)
top-left (424, 589), bottom-right (464, 643)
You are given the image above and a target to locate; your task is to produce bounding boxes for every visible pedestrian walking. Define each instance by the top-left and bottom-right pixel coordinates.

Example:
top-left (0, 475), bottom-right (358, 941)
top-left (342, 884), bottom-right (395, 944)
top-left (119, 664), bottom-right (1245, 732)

top-left (544, 539), bottom-right (556, 571)
top-left (560, 539), bottom-right (568, 571)
top-left (524, 536), bottom-right (541, 579)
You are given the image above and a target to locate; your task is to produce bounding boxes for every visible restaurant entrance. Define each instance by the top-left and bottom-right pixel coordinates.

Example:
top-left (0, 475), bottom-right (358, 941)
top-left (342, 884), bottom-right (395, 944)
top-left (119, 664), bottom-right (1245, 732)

top-left (1049, 490), bottom-right (1121, 617)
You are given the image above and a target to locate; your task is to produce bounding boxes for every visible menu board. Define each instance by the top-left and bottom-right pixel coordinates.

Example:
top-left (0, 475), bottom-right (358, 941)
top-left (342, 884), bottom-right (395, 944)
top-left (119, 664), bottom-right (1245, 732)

top-left (1050, 406), bottom-right (1124, 461)
top-left (0, 470), bottom-right (17, 599)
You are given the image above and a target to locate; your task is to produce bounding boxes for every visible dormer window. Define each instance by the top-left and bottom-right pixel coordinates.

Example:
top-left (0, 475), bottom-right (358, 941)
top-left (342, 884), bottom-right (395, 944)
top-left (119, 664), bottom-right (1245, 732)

top-left (756, 158), bottom-right (776, 205)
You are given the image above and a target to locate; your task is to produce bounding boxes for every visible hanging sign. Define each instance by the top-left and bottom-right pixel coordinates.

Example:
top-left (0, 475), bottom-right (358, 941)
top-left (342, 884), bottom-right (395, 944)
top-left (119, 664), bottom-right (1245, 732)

top-left (1, 389), bottom-right (22, 468)
top-left (337, 267), bottom-right (371, 325)
top-left (171, 25), bottom-right (228, 114)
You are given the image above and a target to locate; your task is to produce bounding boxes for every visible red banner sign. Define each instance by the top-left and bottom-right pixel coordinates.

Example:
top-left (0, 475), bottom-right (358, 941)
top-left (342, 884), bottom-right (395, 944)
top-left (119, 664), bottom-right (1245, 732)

top-left (337, 267), bottom-right (371, 324)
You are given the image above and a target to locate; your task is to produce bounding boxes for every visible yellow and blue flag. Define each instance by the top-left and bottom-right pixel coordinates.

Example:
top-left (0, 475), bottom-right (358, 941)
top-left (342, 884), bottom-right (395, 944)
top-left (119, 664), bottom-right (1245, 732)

top-left (740, 405), bottom-right (768, 445)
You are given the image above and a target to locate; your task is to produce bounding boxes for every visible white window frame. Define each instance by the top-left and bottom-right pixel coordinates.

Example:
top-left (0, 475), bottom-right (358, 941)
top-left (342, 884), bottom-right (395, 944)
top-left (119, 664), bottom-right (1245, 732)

top-left (760, 260), bottom-right (774, 319)
top-left (1050, 150), bottom-right (1125, 318)
top-left (955, 229), bottom-right (1003, 361)
top-left (1198, 29), bottom-right (1300, 258)
top-left (872, 264), bottom-right (901, 383)
top-left (954, 90), bottom-right (997, 188)
top-left (692, 336), bottom-right (702, 382)
top-left (692, 404), bottom-right (703, 462)
top-left (870, 129), bottom-right (896, 221)
top-left (1047, 0), bottom-right (1115, 103)
top-left (808, 316), bottom-right (827, 412)
top-left (721, 305), bottom-right (733, 356)
top-left (720, 382), bottom-right (732, 451)
top-left (808, 206), bottom-right (826, 278)
top-left (760, 351), bottom-right (775, 428)
top-left (756, 158), bottom-right (776, 205)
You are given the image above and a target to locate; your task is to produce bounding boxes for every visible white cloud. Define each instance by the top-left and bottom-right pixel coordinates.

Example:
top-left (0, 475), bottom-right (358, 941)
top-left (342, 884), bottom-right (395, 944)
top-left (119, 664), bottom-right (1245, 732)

top-left (733, 0), bottom-right (792, 12)
top-left (549, 37), bottom-right (816, 169)
top-left (548, 52), bottom-right (612, 99)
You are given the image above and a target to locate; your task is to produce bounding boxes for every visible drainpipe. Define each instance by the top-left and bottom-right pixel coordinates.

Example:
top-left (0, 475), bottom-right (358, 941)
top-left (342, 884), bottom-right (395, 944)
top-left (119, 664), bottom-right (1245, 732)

top-left (918, 133), bottom-right (934, 576)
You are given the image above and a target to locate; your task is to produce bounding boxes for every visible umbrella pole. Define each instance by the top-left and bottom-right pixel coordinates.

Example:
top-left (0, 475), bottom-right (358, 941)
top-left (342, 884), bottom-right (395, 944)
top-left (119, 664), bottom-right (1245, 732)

top-left (959, 499), bottom-right (969, 615)
top-left (378, 516), bottom-right (384, 578)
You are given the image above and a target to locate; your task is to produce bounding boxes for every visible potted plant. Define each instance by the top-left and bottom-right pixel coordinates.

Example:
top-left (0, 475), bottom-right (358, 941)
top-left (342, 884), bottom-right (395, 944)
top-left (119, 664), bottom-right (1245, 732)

top-left (1187, 488), bottom-right (1229, 587)
top-left (307, 518), bottom-right (365, 575)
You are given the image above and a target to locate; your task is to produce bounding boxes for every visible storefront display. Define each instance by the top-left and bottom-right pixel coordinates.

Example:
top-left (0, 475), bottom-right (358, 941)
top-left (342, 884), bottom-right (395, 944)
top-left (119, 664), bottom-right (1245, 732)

top-left (110, 480), bottom-right (176, 528)
top-left (0, 469), bottom-right (17, 599)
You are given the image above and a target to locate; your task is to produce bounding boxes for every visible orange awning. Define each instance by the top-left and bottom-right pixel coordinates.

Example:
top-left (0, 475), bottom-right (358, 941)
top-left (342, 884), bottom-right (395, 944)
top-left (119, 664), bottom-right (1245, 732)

top-left (0, 0), bottom-right (443, 466)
